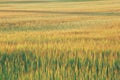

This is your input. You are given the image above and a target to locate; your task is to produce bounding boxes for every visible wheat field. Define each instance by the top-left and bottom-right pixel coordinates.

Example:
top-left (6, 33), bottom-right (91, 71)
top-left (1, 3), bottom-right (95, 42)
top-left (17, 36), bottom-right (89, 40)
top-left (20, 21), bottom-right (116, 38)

top-left (0, 0), bottom-right (120, 80)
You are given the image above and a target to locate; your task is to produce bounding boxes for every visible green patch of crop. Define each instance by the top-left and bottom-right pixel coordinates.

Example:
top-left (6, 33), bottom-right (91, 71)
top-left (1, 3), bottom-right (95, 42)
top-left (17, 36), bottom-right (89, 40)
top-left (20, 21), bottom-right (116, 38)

top-left (0, 50), bottom-right (119, 80)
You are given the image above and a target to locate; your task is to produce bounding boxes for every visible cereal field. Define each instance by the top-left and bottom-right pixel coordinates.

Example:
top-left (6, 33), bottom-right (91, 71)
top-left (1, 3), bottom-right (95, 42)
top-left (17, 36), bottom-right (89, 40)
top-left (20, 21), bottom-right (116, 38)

top-left (0, 0), bottom-right (120, 80)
